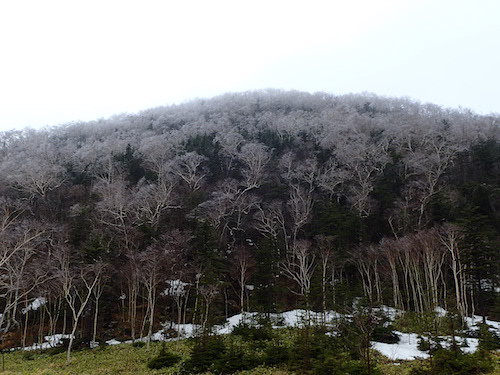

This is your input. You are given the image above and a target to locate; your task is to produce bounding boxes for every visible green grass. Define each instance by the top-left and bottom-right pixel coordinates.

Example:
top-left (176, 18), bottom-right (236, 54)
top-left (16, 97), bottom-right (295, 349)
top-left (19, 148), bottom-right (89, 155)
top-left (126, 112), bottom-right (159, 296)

top-left (1, 342), bottom-right (187, 375)
top-left (1, 337), bottom-right (498, 375)
top-left (0, 341), bottom-right (291, 375)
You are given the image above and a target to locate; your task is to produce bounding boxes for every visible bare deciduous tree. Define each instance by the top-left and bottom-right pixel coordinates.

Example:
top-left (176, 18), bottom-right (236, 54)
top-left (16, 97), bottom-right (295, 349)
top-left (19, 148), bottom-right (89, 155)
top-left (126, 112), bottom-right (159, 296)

top-left (333, 132), bottom-right (389, 217)
top-left (91, 271), bottom-right (107, 345)
top-left (380, 238), bottom-right (404, 310)
top-left (54, 246), bottom-right (104, 362)
top-left (288, 185), bottom-right (314, 244)
top-left (315, 235), bottom-right (335, 314)
top-left (352, 245), bottom-right (382, 305)
top-left (0, 131), bottom-right (66, 199)
top-left (169, 152), bottom-right (207, 192)
top-left (230, 245), bottom-right (255, 313)
top-left (254, 201), bottom-right (284, 242)
top-left (317, 158), bottom-right (348, 201)
top-left (440, 224), bottom-right (468, 318)
top-left (396, 128), bottom-right (464, 228)
top-left (238, 142), bottom-right (271, 192)
top-left (133, 178), bottom-right (179, 231)
top-left (138, 246), bottom-right (164, 348)
top-left (200, 284), bottom-right (219, 333)
top-left (0, 208), bottom-right (47, 335)
top-left (281, 240), bottom-right (316, 308)
top-left (215, 131), bottom-right (245, 175)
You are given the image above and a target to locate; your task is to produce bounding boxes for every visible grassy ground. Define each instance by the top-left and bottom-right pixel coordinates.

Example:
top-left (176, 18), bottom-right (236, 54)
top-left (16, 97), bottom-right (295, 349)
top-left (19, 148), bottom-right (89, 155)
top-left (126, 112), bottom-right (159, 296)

top-left (0, 341), bottom-right (498, 375)
top-left (377, 351), bottom-right (500, 375)
top-left (0, 341), bottom-right (290, 375)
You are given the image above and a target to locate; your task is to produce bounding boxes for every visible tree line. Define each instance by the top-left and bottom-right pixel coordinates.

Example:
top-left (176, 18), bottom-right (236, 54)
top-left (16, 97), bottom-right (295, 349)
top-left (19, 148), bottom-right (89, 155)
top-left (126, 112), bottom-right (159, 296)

top-left (0, 90), bottom-right (498, 360)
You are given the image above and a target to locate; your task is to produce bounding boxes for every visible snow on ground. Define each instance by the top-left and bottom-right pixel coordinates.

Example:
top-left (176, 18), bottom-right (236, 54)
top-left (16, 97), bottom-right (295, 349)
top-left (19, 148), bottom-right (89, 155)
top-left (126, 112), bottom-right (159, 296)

top-left (372, 332), bottom-right (429, 360)
top-left (434, 306), bottom-right (447, 317)
top-left (21, 334), bottom-right (72, 351)
top-left (460, 337), bottom-right (479, 354)
top-left (105, 338), bottom-right (121, 345)
top-left (466, 315), bottom-right (500, 332)
top-left (17, 308), bottom-right (499, 360)
top-left (101, 308), bottom-right (492, 362)
top-left (215, 309), bottom-right (344, 333)
top-left (371, 332), bottom-right (481, 361)
top-left (102, 309), bottom-right (341, 345)
top-left (161, 321), bottom-right (199, 338)
top-left (371, 307), bottom-right (498, 361)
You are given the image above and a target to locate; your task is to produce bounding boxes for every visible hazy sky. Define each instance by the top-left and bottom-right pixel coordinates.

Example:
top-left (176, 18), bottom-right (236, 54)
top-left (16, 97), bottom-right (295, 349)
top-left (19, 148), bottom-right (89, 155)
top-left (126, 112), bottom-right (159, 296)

top-left (1, 0), bottom-right (499, 131)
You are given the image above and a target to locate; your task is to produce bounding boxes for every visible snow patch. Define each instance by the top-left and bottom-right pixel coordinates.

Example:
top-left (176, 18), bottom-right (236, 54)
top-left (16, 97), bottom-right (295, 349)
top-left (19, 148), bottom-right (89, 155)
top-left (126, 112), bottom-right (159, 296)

top-left (22, 297), bottom-right (47, 314)
top-left (13, 307), bottom-right (500, 360)
top-left (105, 338), bottom-right (121, 345)
top-left (434, 306), bottom-right (447, 317)
top-left (21, 334), bottom-right (72, 351)
top-left (371, 332), bottom-right (481, 361)
top-left (372, 332), bottom-right (429, 361)
top-left (465, 315), bottom-right (500, 332)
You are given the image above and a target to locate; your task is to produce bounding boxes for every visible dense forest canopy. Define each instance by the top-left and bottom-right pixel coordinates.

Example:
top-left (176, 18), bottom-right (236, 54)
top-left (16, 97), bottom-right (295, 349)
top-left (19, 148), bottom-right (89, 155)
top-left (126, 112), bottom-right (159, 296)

top-left (0, 90), bottom-right (498, 355)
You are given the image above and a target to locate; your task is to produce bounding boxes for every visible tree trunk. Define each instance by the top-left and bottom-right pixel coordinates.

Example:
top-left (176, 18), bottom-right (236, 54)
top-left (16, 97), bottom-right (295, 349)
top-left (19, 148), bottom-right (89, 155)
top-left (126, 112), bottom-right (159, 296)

top-left (92, 299), bottom-right (99, 344)
top-left (67, 320), bottom-right (78, 363)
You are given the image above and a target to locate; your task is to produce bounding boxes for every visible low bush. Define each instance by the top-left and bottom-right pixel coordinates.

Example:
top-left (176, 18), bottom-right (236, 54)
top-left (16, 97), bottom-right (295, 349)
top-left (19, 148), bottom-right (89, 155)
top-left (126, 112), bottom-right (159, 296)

top-left (44, 345), bottom-right (67, 356)
top-left (21, 351), bottom-right (35, 361)
top-left (372, 324), bottom-right (400, 344)
top-left (416, 335), bottom-right (444, 354)
top-left (232, 322), bottom-right (274, 341)
top-left (45, 337), bottom-right (96, 356)
top-left (409, 348), bottom-right (495, 375)
top-left (263, 341), bottom-right (289, 366)
top-left (59, 337), bottom-right (90, 352)
top-left (183, 335), bottom-right (262, 374)
top-left (183, 335), bottom-right (226, 373)
top-left (477, 323), bottom-right (500, 351)
top-left (147, 343), bottom-right (181, 370)
top-left (394, 311), bottom-right (439, 334)
top-left (417, 336), bottom-right (431, 352)
top-left (314, 353), bottom-right (381, 375)
top-left (211, 344), bottom-right (260, 374)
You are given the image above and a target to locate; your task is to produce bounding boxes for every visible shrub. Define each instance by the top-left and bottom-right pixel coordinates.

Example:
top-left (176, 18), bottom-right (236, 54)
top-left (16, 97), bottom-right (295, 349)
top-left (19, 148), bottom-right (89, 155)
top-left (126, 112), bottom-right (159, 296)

top-left (147, 343), bottom-right (181, 370)
top-left (44, 345), bottom-right (67, 356)
top-left (211, 344), bottom-right (259, 374)
top-left (394, 311), bottom-right (439, 334)
top-left (417, 336), bottom-right (431, 352)
top-left (132, 341), bottom-right (146, 348)
top-left (372, 325), bottom-right (400, 344)
top-left (232, 322), bottom-right (273, 341)
top-left (409, 348), bottom-right (495, 375)
top-left (183, 334), bottom-right (263, 374)
top-left (183, 335), bottom-right (226, 373)
top-left (21, 351), bottom-right (35, 361)
top-left (263, 341), bottom-right (290, 366)
top-left (416, 335), bottom-right (444, 354)
top-left (314, 354), bottom-right (381, 375)
top-left (45, 337), bottom-right (99, 356)
top-left (255, 313), bottom-right (285, 327)
top-left (288, 327), bottom-right (372, 375)
top-left (59, 337), bottom-right (89, 352)
top-left (477, 323), bottom-right (500, 351)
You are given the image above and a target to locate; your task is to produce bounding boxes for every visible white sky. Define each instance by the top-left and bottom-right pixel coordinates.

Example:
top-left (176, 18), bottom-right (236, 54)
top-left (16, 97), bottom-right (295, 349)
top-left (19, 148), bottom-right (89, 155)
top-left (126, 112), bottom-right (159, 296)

top-left (0, 0), bottom-right (499, 131)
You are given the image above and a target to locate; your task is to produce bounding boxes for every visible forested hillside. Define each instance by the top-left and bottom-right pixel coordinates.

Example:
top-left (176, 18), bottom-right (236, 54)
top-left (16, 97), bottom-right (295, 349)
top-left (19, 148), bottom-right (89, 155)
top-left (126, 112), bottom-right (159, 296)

top-left (0, 90), bottom-right (499, 354)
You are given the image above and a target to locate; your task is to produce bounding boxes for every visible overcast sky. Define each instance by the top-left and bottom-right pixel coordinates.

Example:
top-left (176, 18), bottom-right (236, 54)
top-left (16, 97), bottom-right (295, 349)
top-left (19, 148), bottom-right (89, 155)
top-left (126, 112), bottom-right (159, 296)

top-left (1, 0), bottom-right (499, 132)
